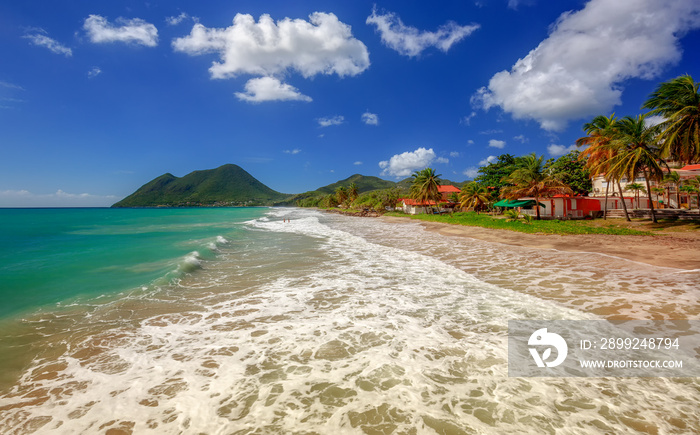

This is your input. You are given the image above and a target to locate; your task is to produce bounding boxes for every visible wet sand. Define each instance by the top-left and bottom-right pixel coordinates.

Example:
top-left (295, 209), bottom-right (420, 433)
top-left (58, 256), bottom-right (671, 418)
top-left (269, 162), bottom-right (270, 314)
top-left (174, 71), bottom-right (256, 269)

top-left (380, 216), bottom-right (700, 271)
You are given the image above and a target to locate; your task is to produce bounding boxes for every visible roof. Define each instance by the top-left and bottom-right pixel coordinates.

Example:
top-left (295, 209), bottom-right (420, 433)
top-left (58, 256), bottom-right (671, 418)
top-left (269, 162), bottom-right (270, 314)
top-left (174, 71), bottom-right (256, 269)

top-left (437, 185), bottom-right (461, 193)
top-left (400, 198), bottom-right (439, 206)
top-left (679, 164), bottom-right (700, 171)
top-left (493, 199), bottom-right (546, 208)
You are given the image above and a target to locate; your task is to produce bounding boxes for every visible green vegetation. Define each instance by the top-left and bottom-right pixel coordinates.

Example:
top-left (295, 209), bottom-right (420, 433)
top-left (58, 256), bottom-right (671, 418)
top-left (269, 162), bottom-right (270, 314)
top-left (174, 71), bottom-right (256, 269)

top-left (386, 211), bottom-right (654, 235)
top-left (112, 164), bottom-right (290, 207)
top-left (500, 153), bottom-right (573, 220)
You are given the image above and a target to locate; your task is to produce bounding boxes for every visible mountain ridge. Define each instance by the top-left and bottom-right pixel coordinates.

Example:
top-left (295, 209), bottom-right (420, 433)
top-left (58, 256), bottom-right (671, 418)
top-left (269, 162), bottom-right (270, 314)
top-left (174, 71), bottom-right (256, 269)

top-left (112, 164), bottom-right (466, 207)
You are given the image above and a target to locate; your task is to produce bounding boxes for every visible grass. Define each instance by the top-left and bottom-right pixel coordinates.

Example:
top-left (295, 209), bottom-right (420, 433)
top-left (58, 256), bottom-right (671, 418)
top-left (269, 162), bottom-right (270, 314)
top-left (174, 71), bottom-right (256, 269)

top-left (384, 211), bottom-right (659, 235)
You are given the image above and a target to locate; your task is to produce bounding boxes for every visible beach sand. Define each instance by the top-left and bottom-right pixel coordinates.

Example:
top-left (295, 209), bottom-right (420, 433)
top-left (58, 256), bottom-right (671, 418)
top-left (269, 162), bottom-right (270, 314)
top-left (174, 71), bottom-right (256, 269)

top-left (380, 216), bottom-right (700, 271)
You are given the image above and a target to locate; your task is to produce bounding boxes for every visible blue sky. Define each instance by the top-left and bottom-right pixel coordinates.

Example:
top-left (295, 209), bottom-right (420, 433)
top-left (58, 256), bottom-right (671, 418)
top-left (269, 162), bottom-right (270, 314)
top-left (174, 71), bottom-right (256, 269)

top-left (1, 0), bottom-right (699, 206)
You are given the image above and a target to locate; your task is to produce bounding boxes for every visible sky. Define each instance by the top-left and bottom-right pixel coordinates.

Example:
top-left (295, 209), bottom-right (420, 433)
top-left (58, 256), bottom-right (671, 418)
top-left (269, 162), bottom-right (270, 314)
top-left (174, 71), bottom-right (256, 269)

top-left (1, 0), bottom-right (700, 207)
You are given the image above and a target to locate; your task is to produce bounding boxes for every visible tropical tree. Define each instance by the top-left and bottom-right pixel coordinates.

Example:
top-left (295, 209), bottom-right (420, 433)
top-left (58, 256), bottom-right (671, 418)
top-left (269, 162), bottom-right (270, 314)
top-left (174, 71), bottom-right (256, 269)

top-left (662, 171), bottom-right (681, 209)
top-left (651, 186), bottom-right (665, 208)
top-left (335, 186), bottom-right (348, 205)
top-left (546, 150), bottom-right (592, 195)
top-left (643, 74), bottom-right (700, 163)
top-left (459, 182), bottom-right (490, 213)
top-left (604, 115), bottom-right (664, 223)
top-left (322, 194), bottom-right (337, 208)
top-left (576, 114), bottom-right (631, 221)
top-left (500, 153), bottom-right (573, 220)
top-left (410, 168), bottom-right (442, 213)
top-left (347, 183), bottom-right (359, 202)
top-left (624, 182), bottom-right (646, 209)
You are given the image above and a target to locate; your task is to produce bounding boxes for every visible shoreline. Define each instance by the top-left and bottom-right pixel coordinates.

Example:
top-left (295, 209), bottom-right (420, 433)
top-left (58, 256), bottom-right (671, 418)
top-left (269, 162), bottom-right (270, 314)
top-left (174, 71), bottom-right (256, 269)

top-left (379, 215), bottom-right (700, 271)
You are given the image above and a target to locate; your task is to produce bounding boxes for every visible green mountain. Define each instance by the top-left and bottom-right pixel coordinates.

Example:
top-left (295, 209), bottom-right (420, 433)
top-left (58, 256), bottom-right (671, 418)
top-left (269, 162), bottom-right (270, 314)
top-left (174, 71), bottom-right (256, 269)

top-left (112, 164), bottom-right (290, 207)
top-left (314, 174), bottom-right (397, 194)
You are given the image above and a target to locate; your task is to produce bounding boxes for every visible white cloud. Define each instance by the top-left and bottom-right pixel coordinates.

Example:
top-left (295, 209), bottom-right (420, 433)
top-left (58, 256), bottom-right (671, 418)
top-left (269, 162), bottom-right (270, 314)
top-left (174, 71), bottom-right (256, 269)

top-left (235, 77), bottom-right (312, 103)
top-left (0, 81), bottom-right (23, 90)
top-left (463, 167), bottom-right (479, 179)
top-left (173, 12), bottom-right (369, 80)
top-left (479, 155), bottom-right (497, 165)
top-left (283, 148), bottom-right (301, 154)
top-left (366, 8), bottom-right (479, 57)
top-left (645, 115), bottom-right (665, 127)
top-left (450, 151), bottom-right (460, 158)
top-left (23, 32), bottom-right (72, 57)
top-left (488, 139), bottom-right (506, 149)
top-left (513, 134), bottom-right (528, 143)
top-left (87, 67), bottom-right (102, 78)
top-left (166, 12), bottom-right (189, 26)
top-left (474, 0), bottom-right (700, 131)
top-left (467, 139), bottom-right (474, 145)
top-left (436, 157), bottom-right (449, 164)
top-left (317, 115), bottom-right (344, 127)
top-left (0, 189), bottom-right (118, 207)
top-left (379, 147), bottom-right (436, 177)
top-left (354, 161), bottom-right (363, 165)
top-left (547, 144), bottom-right (577, 157)
top-left (362, 112), bottom-right (379, 125)
top-left (84, 15), bottom-right (159, 46)
top-left (460, 111), bottom-right (477, 125)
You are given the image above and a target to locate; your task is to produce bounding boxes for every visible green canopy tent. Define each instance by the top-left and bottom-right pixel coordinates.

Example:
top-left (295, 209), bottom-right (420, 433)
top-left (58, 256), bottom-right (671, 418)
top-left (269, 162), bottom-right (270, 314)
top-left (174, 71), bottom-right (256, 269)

top-left (493, 199), bottom-right (546, 208)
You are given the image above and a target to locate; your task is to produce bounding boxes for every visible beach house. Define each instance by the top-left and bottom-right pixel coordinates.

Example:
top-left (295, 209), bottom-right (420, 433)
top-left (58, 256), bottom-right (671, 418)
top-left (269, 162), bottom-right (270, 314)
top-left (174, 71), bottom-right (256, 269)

top-left (398, 184), bottom-right (460, 214)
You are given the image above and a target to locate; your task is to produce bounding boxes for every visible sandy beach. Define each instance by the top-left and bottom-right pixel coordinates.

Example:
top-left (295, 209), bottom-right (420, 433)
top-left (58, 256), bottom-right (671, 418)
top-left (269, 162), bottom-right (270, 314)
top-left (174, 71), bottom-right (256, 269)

top-left (381, 216), bottom-right (700, 271)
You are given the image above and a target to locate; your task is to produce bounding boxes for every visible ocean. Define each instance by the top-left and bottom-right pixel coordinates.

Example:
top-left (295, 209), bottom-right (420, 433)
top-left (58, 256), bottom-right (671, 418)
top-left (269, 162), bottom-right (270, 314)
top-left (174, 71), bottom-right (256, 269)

top-left (0, 207), bottom-right (697, 434)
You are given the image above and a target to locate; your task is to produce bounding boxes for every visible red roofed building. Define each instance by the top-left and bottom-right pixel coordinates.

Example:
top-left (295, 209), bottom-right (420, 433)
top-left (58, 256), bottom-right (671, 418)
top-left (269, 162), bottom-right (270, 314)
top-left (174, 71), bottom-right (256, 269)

top-left (398, 184), bottom-right (460, 214)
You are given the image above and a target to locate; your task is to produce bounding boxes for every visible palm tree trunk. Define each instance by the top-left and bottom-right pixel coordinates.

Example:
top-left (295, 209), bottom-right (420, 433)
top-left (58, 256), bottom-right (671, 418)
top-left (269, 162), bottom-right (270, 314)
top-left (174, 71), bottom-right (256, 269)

top-left (676, 183), bottom-right (681, 209)
top-left (535, 195), bottom-right (541, 220)
top-left (603, 181), bottom-right (610, 220)
top-left (617, 180), bottom-right (631, 221)
top-left (643, 170), bottom-right (657, 223)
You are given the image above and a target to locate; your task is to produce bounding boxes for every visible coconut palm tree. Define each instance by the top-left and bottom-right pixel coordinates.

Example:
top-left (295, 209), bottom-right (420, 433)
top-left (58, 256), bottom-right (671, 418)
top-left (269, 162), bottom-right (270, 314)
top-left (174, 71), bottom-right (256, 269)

top-left (347, 183), bottom-right (359, 202)
top-left (576, 114), bottom-right (631, 221)
top-left (500, 153), bottom-right (573, 220)
top-left (604, 115), bottom-right (664, 223)
top-left (680, 184), bottom-right (699, 209)
top-left (335, 186), bottom-right (348, 206)
top-left (459, 182), bottom-right (490, 213)
top-left (410, 168), bottom-right (442, 213)
top-left (643, 74), bottom-right (700, 163)
top-left (662, 171), bottom-right (681, 209)
top-left (624, 183), bottom-right (646, 209)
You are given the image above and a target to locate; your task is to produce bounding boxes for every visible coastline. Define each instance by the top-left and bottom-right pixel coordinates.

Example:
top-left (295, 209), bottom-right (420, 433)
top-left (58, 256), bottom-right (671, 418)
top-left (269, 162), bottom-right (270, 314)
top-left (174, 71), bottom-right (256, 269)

top-left (380, 215), bottom-right (700, 271)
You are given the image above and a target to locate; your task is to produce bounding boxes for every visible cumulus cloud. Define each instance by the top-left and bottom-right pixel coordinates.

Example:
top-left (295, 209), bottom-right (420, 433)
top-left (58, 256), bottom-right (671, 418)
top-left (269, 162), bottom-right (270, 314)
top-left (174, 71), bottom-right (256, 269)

top-left (474, 0), bottom-right (700, 131)
top-left (463, 167), bottom-right (479, 179)
top-left (362, 112), bottom-right (379, 125)
top-left (379, 147), bottom-right (436, 177)
top-left (173, 12), bottom-right (369, 80)
top-left (354, 161), bottom-right (363, 165)
top-left (479, 155), bottom-right (498, 165)
top-left (84, 15), bottom-right (158, 46)
top-left (235, 77), bottom-right (312, 103)
top-left (23, 32), bottom-right (72, 56)
top-left (450, 151), bottom-right (460, 158)
top-left (436, 157), bottom-right (449, 164)
top-left (284, 148), bottom-right (301, 154)
top-left (488, 139), bottom-right (506, 149)
top-left (513, 134), bottom-right (528, 143)
top-left (461, 111), bottom-right (477, 125)
top-left (366, 8), bottom-right (479, 57)
top-left (645, 115), bottom-right (665, 127)
top-left (547, 144), bottom-right (577, 157)
top-left (317, 115), bottom-right (344, 127)
top-left (0, 189), bottom-right (118, 207)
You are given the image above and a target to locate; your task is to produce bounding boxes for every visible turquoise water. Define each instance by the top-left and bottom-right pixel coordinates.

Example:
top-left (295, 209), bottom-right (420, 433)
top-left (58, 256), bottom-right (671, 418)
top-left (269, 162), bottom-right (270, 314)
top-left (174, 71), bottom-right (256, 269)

top-left (0, 208), bottom-right (697, 433)
top-left (0, 207), bottom-right (266, 319)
